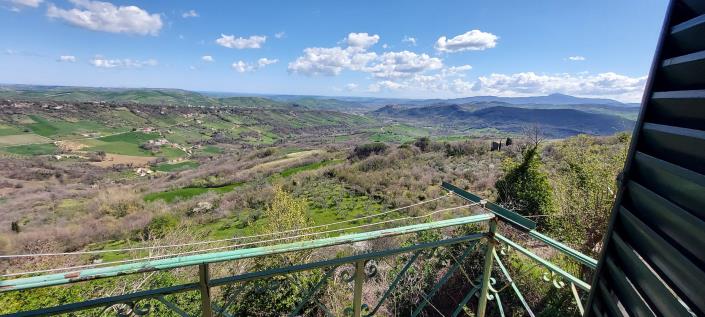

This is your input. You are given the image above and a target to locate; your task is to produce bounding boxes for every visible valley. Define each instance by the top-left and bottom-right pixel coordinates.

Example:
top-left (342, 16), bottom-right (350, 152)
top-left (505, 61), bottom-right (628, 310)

top-left (0, 85), bottom-right (633, 315)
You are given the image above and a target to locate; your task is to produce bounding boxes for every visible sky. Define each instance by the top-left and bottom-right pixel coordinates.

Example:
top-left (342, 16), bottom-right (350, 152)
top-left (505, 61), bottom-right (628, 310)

top-left (0, 0), bottom-right (668, 102)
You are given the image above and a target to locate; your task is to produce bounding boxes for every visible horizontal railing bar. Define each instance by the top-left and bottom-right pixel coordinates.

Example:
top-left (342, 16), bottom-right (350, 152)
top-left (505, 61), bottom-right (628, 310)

top-left (495, 234), bottom-right (591, 291)
top-left (4, 282), bottom-right (200, 317)
top-left (210, 233), bottom-right (486, 287)
top-left (4, 233), bottom-right (487, 317)
top-left (528, 230), bottom-right (598, 269)
top-left (1, 213), bottom-right (494, 292)
top-left (442, 181), bottom-right (537, 231)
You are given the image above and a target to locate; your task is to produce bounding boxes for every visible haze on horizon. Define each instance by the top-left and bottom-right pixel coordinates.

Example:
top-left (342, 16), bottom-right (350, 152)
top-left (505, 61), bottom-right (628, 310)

top-left (1, 0), bottom-right (667, 102)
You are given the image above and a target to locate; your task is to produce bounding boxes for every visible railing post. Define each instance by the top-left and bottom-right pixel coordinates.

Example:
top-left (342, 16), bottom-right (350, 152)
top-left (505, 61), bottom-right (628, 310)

top-left (477, 218), bottom-right (497, 317)
top-left (352, 260), bottom-right (365, 317)
top-left (199, 264), bottom-right (213, 317)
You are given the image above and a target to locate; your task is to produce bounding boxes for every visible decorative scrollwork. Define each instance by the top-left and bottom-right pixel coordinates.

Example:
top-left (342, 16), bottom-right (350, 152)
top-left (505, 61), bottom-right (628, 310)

top-left (543, 271), bottom-right (566, 289)
top-left (499, 244), bottom-right (511, 256)
top-left (338, 264), bottom-right (356, 283)
top-left (338, 260), bottom-right (378, 283)
top-left (364, 259), bottom-right (378, 278)
top-left (486, 277), bottom-right (501, 293)
top-left (100, 301), bottom-right (151, 317)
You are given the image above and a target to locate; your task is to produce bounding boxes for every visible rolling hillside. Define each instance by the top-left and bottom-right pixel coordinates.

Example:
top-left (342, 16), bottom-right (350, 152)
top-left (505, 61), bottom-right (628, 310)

top-left (371, 104), bottom-right (634, 137)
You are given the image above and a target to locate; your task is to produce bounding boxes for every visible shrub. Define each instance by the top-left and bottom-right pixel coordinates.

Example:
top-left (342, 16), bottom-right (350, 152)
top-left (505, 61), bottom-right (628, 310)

top-left (413, 137), bottom-right (431, 152)
top-left (144, 214), bottom-right (179, 239)
top-left (349, 143), bottom-right (388, 160)
top-left (495, 145), bottom-right (555, 218)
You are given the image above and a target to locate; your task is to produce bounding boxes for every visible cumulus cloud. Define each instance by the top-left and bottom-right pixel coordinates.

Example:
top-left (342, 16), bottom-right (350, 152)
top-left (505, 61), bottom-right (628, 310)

top-left (181, 9), bottom-right (198, 18)
top-left (90, 56), bottom-right (157, 68)
top-left (288, 33), bottom-right (442, 79)
top-left (345, 83), bottom-right (358, 91)
top-left (347, 32), bottom-right (380, 49)
top-left (58, 55), bottom-right (76, 62)
top-left (568, 55), bottom-right (586, 61)
top-left (46, 0), bottom-right (162, 36)
top-left (231, 58), bottom-right (277, 73)
top-left (470, 71), bottom-right (646, 100)
top-left (274, 32), bottom-right (285, 39)
top-left (216, 34), bottom-right (266, 49)
top-left (402, 36), bottom-right (417, 46)
top-left (231, 60), bottom-right (252, 73)
top-left (201, 55), bottom-right (214, 62)
top-left (435, 29), bottom-right (498, 53)
top-left (288, 46), bottom-right (376, 76)
top-left (366, 51), bottom-right (443, 79)
top-left (257, 58), bottom-right (278, 67)
top-left (6, 0), bottom-right (43, 8)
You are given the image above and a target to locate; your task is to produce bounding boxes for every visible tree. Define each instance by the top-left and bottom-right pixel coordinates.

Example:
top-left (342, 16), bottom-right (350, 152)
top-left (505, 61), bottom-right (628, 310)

top-left (414, 137), bottom-right (431, 152)
top-left (261, 185), bottom-right (311, 233)
top-left (495, 145), bottom-right (555, 218)
top-left (547, 134), bottom-right (628, 256)
top-left (226, 186), bottom-right (321, 316)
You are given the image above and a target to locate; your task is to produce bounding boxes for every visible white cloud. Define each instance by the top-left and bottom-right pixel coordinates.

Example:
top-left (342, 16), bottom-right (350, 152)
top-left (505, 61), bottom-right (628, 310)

top-left (568, 55), bottom-right (586, 61)
top-left (46, 0), bottom-right (162, 36)
top-left (366, 51), bottom-right (443, 79)
top-left (274, 32), bottom-right (285, 39)
top-left (443, 64), bottom-right (473, 76)
top-left (231, 60), bottom-right (252, 73)
top-left (368, 80), bottom-right (405, 93)
top-left (201, 55), bottom-right (214, 62)
top-left (90, 56), bottom-right (157, 68)
top-left (435, 29), bottom-right (498, 53)
top-left (345, 83), bottom-right (358, 91)
top-left (231, 58), bottom-right (277, 73)
top-left (216, 34), bottom-right (266, 49)
top-left (5, 0), bottom-right (42, 8)
top-left (346, 32), bottom-right (379, 49)
top-left (288, 46), bottom-right (376, 76)
top-left (257, 57), bottom-right (278, 67)
top-left (181, 9), bottom-right (198, 18)
top-left (289, 34), bottom-right (441, 79)
top-left (58, 55), bottom-right (76, 62)
top-left (402, 35), bottom-right (417, 46)
top-left (471, 71), bottom-right (646, 100)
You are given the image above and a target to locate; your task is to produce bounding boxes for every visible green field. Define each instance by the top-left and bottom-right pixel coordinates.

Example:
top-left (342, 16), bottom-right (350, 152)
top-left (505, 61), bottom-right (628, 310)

top-left (87, 132), bottom-right (184, 158)
top-left (24, 115), bottom-right (120, 138)
top-left (278, 159), bottom-right (343, 178)
top-left (144, 182), bottom-right (244, 203)
top-left (367, 124), bottom-right (430, 142)
top-left (2, 143), bottom-right (57, 155)
top-left (154, 161), bottom-right (200, 172)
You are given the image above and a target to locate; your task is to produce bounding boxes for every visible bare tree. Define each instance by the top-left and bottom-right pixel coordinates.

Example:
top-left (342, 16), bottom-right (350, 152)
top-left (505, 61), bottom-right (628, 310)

top-left (522, 124), bottom-right (546, 148)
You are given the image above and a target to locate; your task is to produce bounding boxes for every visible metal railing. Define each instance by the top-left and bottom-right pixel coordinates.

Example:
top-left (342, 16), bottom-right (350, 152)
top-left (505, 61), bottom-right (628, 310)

top-left (0, 184), bottom-right (597, 316)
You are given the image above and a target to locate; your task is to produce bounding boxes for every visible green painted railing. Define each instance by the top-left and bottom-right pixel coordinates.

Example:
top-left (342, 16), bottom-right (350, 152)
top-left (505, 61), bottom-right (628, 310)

top-left (0, 184), bottom-right (597, 317)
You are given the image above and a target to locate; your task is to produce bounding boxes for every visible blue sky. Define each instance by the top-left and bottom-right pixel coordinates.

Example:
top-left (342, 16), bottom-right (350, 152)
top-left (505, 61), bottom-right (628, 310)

top-left (1, 0), bottom-right (668, 101)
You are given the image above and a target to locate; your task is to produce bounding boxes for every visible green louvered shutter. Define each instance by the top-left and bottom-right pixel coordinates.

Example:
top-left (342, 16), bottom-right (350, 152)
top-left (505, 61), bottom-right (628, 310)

top-left (584, 0), bottom-right (705, 316)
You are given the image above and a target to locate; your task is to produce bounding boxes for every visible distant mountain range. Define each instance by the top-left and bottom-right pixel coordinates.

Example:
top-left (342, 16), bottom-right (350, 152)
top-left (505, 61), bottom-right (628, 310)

top-left (0, 84), bottom-right (638, 137)
top-left (371, 104), bottom-right (634, 137)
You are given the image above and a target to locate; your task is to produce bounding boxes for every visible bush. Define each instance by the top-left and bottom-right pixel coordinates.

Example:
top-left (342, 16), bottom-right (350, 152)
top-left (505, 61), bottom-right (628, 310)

top-left (413, 137), bottom-right (431, 152)
top-left (144, 214), bottom-right (179, 239)
top-left (495, 146), bottom-right (555, 218)
top-left (349, 143), bottom-right (388, 160)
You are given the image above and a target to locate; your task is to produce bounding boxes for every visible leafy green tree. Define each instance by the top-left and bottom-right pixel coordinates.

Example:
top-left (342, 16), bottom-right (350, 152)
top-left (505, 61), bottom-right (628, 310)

top-left (226, 185), bottom-right (322, 316)
top-left (547, 134), bottom-right (628, 256)
top-left (495, 145), bottom-right (555, 218)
